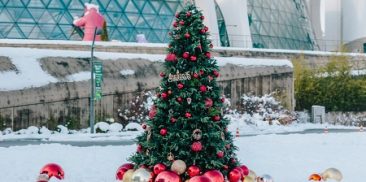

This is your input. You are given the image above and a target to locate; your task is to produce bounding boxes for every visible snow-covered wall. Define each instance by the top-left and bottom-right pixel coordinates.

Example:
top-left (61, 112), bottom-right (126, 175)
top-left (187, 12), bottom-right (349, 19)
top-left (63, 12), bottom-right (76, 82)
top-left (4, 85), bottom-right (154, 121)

top-left (0, 41), bottom-right (295, 130)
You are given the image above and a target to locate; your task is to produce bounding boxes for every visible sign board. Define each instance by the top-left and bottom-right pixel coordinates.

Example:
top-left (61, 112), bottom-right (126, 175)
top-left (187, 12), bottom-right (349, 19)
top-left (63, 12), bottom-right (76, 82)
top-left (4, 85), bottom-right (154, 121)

top-left (93, 61), bottom-right (103, 100)
top-left (311, 105), bottom-right (325, 123)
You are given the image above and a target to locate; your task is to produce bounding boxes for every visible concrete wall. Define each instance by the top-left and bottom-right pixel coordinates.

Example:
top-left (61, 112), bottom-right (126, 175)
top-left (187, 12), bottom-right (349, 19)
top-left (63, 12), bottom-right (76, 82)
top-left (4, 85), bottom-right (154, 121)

top-left (0, 41), bottom-right (294, 130)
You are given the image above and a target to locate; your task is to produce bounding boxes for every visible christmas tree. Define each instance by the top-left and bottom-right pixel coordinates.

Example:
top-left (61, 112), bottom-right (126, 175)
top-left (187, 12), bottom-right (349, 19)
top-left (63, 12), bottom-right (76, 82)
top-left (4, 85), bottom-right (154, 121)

top-left (120, 3), bottom-right (247, 182)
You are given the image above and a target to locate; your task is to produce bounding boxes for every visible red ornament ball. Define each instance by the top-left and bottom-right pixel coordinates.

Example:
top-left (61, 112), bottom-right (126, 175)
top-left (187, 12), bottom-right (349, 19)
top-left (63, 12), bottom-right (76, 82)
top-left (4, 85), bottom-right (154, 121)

top-left (175, 13), bottom-right (180, 18)
top-left (141, 123), bottom-right (147, 130)
top-left (205, 52), bottom-right (211, 58)
top-left (190, 176), bottom-right (211, 182)
top-left (217, 151), bottom-right (224, 158)
top-left (148, 105), bottom-right (157, 119)
top-left (187, 165), bottom-right (201, 177)
top-left (239, 165), bottom-right (249, 176)
top-left (212, 115), bottom-right (221, 122)
top-left (170, 117), bottom-right (177, 123)
top-left (223, 165), bottom-right (229, 170)
top-left (210, 44), bottom-right (214, 48)
top-left (178, 83), bottom-right (184, 89)
top-left (200, 15), bottom-right (205, 20)
top-left (200, 29), bottom-right (206, 34)
top-left (199, 70), bottom-right (204, 75)
top-left (221, 97), bottom-right (225, 103)
top-left (204, 26), bottom-right (209, 31)
top-left (173, 21), bottom-right (178, 27)
top-left (213, 70), bottom-right (220, 77)
top-left (153, 163), bottom-right (167, 175)
top-left (39, 163), bottom-right (64, 180)
top-left (137, 144), bottom-right (143, 153)
top-left (179, 20), bottom-right (185, 26)
top-left (157, 93), bottom-right (161, 98)
top-left (191, 141), bottom-right (203, 152)
top-left (228, 168), bottom-right (242, 182)
top-left (177, 97), bottom-right (183, 103)
top-left (193, 73), bottom-right (199, 78)
top-left (200, 85), bottom-right (207, 93)
top-left (183, 52), bottom-right (190, 59)
top-left (160, 72), bottom-right (165, 77)
top-left (185, 112), bottom-right (192, 118)
top-left (116, 163), bottom-right (134, 180)
top-left (155, 171), bottom-right (181, 182)
top-left (185, 33), bottom-right (190, 39)
top-left (205, 98), bottom-right (213, 108)
top-left (186, 11), bottom-right (192, 17)
top-left (167, 90), bottom-right (172, 95)
top-left (203, 170), bottom-right (224, 182)
top-left (160, 128), bottom-right (167, 136)
top-left (165, 53), bottom-right (177, 62)
top-left (161, 93), bottom-right (168, 100)
top-left (190, 56), bottom-right (197, 62)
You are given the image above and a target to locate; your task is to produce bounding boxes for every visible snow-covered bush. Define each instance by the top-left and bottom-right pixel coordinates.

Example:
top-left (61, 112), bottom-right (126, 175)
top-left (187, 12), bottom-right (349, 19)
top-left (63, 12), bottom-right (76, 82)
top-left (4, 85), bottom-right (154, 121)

top-left (109, 123), bottom-right (123, 132)
top-left (57, 125), bottom-right (69, 134)
top-left (2, 128), bottom-right (12, 135)
top-left (125, 122), bottom-right (143, 131)
top-left (26, 126), bottom-right (39, 134)
top-left (117, 91), bottom-right (156, 127)
top-left (95, 122), bottom-right (110, 133)
top-left (39, 126), bottom-right (52, 135)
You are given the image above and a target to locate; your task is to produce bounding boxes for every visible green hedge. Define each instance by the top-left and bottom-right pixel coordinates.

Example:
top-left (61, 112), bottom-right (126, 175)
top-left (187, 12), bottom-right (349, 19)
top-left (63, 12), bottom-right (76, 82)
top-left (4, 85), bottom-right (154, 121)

top-left (294, 55), bottom-right (366, 112)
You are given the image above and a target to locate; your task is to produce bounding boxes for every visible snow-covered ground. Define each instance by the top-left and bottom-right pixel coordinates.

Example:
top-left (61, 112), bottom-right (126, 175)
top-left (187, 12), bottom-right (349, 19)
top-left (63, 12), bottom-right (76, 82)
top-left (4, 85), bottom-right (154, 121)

top-left (0, 132), bottom-right (364, 181)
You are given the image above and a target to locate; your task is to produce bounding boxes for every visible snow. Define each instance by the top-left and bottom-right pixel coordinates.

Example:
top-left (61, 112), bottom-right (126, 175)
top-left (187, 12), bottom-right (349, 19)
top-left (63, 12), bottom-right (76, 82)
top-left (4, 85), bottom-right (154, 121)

top-left (0, 47), bottom-right (292, 91)
top-left (95, 122), bottom-right (110, 132)
top-left (0, 132), bottom-right (365, 181)
top-left (108, 123), bottom-right (123, 133)
top-left (120, 69), bottom-right (135, 76)
top-left (125, 122), bottom-right (143, 132)
top-left (65, 71), bottom-right (91, 82)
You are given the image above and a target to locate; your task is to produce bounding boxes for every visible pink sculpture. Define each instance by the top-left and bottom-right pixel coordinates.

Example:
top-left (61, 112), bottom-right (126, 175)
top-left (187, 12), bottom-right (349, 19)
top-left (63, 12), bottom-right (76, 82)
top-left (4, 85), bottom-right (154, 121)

top-left (73, 3), bottom-right (105, 41)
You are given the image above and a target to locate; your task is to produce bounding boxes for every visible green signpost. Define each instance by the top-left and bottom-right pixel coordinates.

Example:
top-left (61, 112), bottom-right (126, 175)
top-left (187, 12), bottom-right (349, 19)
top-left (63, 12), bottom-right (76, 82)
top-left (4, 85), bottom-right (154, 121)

top-left (93, 61), bottom-right (103, 100)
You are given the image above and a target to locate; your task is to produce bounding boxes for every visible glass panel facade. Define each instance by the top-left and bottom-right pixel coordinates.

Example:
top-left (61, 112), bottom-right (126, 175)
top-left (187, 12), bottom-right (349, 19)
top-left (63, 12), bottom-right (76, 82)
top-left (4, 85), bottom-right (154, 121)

top-left (214, 0), bottom-right (229, 47)
top-left (0, 0), bottom-right (184, 43)
top-left (247, 0), bottom-right (318, 50)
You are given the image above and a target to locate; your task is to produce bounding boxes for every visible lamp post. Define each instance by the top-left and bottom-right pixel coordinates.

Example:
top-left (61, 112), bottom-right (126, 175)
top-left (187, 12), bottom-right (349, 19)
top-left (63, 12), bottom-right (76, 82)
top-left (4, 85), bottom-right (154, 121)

top-left (90, 27), bottom-right (103, 134)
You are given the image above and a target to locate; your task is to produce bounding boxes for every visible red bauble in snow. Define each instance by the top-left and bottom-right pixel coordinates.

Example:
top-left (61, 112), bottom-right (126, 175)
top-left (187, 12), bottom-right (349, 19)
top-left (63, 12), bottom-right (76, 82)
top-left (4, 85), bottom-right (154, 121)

top-left (183, 52), bottom-right (190, 59)
top-left (173, 21), bottom-right (178, 27)
top-left (187, 165), bottom-right (201, 177)
top-left (137, 144), bottom-right (143, 153)
top-left (205, 98), bottom-right (213, 108)
top-left (160, 128), bottom-right (167, 136)
top-left (200, 85), bottom-right (207, 93)
top-left (217, 151), bottom-right (224, 158)
top-left (165, 53), bottom-right (177, 62)
top-left (153, 163), bottom-right (167, 175)
top-left (116, 163), bottom-right (134, 180)
top-left (190, 176), bottom-right (211, 182)
top-left (185, 33), bottom-right (191, 39)
top-left (213, 70), bottom-right (220, 77)
top-left (205, 52), bottom-right (211, 58)
top-left (203, 170), bottom-right (225, 182)
top-left (177, 97), bottom-right (183, 103)
top-left (239, 165), bottom-right (249, 176)
top-left (200, 29), bottom-right (206, 34)
top-left (212, 115), bottom-right (221, 122)
top-left (155, 171), bottom-right (181, 182)
top-left (190, 55), bottom-right (197, 62)
top-left (149, 105), bottom-right (157, 119)
top-left (160, 72), bottom-right (165, 77)
top-left (191, 141), bottom-right (203, 152)
top-left (178, 83), bottom-right (184, 89)
top-left (170, 117), bottom-right (177, 123)
top-left (39, 163), bottom-right (64, 180)
top-left (200, 15), bottom-right (205, 20)
top-left (228, 168), bottom-right (242, 182)
top-left (185, 112), bottom-right (192, 118)
top-left (186, 11), bottom-right (192, 17)
top-left (161, 93), bottom-right (168, 100)
top-left (193, 73), bottom-right (199, 78)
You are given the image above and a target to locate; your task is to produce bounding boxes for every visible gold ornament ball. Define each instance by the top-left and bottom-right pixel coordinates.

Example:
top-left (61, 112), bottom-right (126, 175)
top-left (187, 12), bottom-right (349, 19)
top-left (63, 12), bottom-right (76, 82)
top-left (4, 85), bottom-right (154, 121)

top-left (244, 170), bottom-right (257, 182)
top-left (131, 168), bottom-right (153, 182)
top-left (123, 169), bottom-right (135, 182)
top-left (171, 160), bottom-right (187, 175)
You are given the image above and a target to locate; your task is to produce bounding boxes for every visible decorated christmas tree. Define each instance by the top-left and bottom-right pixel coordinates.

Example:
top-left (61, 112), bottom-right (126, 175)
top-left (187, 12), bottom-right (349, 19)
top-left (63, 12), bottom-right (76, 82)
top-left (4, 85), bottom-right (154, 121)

top-left (117, 3), bottom-right (248, 182)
